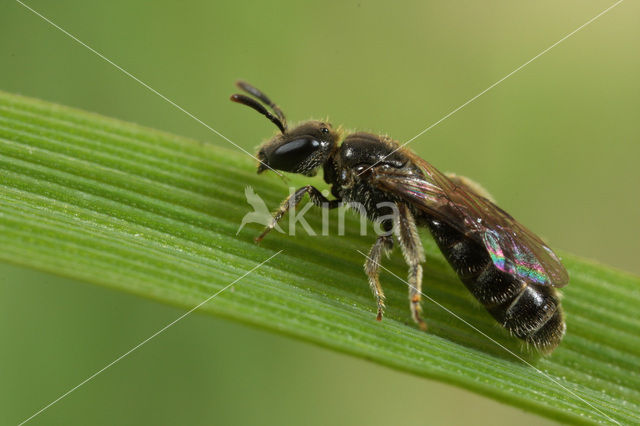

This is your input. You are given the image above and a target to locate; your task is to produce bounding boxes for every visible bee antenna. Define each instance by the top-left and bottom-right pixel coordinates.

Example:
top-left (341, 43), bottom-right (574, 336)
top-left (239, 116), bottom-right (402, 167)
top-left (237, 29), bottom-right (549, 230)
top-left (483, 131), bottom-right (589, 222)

top-left (230, 94), bottom-right (286, 134)
top-left (235, 81), bottom-right (288, 131)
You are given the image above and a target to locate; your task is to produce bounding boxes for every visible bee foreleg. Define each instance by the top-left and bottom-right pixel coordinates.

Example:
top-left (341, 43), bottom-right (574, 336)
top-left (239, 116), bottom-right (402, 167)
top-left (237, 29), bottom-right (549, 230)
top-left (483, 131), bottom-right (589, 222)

top-left (364, 235), bottom-right (394, 321)
top-left (255, 186), bottom-right (340, 243)
top-left (394, 204), bottom-right (427, 331)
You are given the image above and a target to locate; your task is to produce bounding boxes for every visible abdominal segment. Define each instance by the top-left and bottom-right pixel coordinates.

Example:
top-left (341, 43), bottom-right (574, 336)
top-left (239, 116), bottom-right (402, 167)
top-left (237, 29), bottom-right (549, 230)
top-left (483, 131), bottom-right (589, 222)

top-left (426, 218), bottom-right (565, 353)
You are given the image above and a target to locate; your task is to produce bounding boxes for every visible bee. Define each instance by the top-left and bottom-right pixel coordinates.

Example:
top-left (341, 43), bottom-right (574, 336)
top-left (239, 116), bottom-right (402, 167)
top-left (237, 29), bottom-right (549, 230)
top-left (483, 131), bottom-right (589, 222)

top-left (231, 81), bottom-right (568, 353)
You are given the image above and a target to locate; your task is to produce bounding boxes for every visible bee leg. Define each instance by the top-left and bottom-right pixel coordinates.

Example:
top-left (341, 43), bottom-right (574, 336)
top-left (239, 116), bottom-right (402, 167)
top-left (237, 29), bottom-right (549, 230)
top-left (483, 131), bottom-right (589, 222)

top-left (445, 173), bottom-right (495, 203)
top-left (255, 186), bottom-right (340, 243)
top-left (364, 235), bottom-right (394, 321)
top-left (394, 204), bottom-right (427, 331)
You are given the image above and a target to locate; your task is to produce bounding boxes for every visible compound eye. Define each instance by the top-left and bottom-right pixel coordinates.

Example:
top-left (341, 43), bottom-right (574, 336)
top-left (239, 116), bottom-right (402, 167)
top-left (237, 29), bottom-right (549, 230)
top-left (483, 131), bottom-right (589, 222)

top-left (269, 138), bottom-right (321, 170)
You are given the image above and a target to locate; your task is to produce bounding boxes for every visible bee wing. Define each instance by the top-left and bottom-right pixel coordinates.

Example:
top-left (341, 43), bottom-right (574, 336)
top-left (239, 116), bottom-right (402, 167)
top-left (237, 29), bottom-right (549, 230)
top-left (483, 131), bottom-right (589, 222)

top-left (371, 158), bottom-right (569, 287)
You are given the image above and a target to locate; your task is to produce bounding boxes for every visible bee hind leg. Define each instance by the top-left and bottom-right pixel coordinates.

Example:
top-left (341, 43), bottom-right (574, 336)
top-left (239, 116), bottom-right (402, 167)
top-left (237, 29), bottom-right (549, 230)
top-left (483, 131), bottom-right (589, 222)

top-left (364, 235), bottom-right (394, 321)
top-left (394, 204), bottom-right (427, 331)
top-left (445, 173), bottom-right (495, 203)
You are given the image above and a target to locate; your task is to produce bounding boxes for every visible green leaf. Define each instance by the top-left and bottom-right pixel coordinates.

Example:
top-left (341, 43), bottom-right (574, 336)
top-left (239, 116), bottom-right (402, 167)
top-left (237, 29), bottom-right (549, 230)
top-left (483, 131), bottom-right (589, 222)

top-left (0, 91), bottom-right (638, 425)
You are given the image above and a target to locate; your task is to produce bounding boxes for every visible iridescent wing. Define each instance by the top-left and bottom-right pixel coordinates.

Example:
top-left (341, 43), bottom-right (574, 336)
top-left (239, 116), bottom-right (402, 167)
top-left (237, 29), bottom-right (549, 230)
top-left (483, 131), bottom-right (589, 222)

top-left (371, 156), bottom-right (569, 287)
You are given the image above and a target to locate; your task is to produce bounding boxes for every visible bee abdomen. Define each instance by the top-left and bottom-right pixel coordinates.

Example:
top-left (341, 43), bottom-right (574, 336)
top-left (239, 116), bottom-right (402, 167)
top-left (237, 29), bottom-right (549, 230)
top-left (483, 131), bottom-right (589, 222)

top-left (488, 282), bottom-right (565, 352)
top-left (427, 220), bottom-right (523, 305)
top-left (426, 219), bottom-right (564, 352)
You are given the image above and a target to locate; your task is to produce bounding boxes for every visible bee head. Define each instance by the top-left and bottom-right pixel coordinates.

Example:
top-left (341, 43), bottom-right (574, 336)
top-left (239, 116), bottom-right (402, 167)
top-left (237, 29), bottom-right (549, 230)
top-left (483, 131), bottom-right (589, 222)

top-left (231, 81), bottom-right (338, 176)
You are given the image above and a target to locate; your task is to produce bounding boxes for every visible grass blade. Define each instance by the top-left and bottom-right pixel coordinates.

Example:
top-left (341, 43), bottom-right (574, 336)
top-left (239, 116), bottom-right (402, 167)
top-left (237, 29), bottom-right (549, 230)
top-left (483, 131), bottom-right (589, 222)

top-left (0, 91), bottom-right (638, 424)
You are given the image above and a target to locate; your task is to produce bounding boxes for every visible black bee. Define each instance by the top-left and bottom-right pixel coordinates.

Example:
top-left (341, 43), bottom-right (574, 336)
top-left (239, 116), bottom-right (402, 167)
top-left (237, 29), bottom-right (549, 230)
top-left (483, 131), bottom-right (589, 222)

top-left (231, 81), bottom-right (568, 353)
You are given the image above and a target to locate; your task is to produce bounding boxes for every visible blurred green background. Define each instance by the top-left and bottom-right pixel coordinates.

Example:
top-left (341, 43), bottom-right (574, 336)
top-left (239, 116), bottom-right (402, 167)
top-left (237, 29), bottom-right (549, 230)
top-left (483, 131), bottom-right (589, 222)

top-left (1, 0), bottom-right (637, 424)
